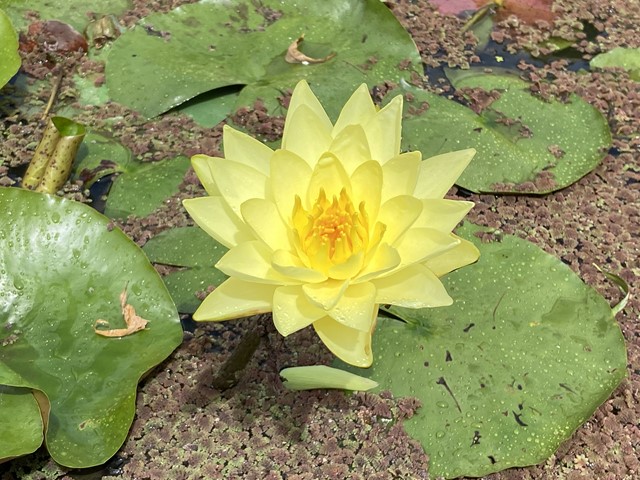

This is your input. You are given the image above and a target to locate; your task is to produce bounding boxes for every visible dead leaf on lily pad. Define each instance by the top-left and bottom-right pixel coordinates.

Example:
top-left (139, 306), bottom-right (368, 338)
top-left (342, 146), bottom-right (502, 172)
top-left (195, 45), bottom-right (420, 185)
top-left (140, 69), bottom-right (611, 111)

top-left (285, 34), bottom-right (336, 65)
top-left (94, 285), bottom-right (148, 337)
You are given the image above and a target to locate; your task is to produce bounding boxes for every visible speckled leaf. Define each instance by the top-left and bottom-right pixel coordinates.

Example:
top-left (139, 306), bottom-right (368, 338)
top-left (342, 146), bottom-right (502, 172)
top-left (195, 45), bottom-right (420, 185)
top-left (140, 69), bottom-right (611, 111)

top-left (105, 0), bottom-right (421, 119)
top-left (0, 0), bottom-right (129, 31)
top-left (336, 223), bottom-right (626, 478)
top-left (0, 386), bottom-right (43, 461)
top-left (104, 155), bottom-right (191, 219)
top-left (399, 71), bottom-right (611, 194)
top-left (590, 47), bottom-right (640, 80)
top-left (0, 8), bottom-right (19, 89)
top-left (0, 187), bottom-right (182, 467)
top-left (143, 226), bottom-right (228, 313)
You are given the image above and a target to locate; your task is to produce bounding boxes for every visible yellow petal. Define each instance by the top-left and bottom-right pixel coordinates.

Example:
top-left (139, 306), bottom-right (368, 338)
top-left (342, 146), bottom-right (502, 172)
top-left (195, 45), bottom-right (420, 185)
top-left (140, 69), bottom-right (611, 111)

top-left (376, 195), bottom-right (422, 245)
top-left (328, 251), bottom-right (364, 280)
top-left (328, 282), bottom-right (376, 331)
top-left (306, 152), bottom-right (352, 204)
top-left (302, 279), bottom-right (350, 310)
top-left (414, 149), bottom-right (476, 199)
top-left (272, 285), bottom-right (325, 335)
top-left (272, 249), bottom-right (327, 283)
top-left (380, 151), bottom-right (422, 203)
top-left (332, 84), bottom-right (377, 135)
top-left (413, 199), bottom-right (475, 233)
top-left (222, 125), bottom-right (273, 176)
top-left (350, 160), bottom-right (382, 223)
top-left (356, 243), bottom-right (401, 282)
top-left (210, 157), bottom-right (269, 217)
top-left (280, 365), bottom-right (378, 391)
top-left (363, 94), bottom-right (402, 163)
top-left (328, 124), bottom-right (372, 175)
top-left (191, 154), bottom-right (220, 196)
top-left (241, 198), bottom-right (289, 251)
top-left (424, 236), bottom-right (480, 277)
top-left (394, 228), bottom-right (460, 268)
top-left (193, 278), bottom-right (275, 321)
top-left (216, 240), bottom-right (288, 285)
top-left (285, 80), bottom-right (333, 135)
top-left (182, 196), bottom-right (253, 248)
top-left (313, 315), bottom-right (374, 367)
top-left (270, 149), bottom-right (312, 222)
top-left (281, 104), bottom-right (333, 166)
top-left (373, 264), bottom-right (452, 308)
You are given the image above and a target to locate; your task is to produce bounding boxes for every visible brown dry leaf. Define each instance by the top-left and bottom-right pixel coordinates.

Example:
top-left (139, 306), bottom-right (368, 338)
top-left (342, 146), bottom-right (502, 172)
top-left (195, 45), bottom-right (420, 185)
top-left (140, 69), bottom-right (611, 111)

top-left (94, 286), bottom-right (149, 337)
top-left (285, 34), bottom-right (336, 65)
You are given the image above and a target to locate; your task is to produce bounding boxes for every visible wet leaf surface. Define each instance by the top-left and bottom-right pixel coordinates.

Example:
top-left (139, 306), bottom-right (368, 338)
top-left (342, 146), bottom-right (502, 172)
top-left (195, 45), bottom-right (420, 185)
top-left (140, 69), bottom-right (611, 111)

top-left (336, 223), bottom-right (626, 478)
top-left (105, 0), bottom-right (421, 119)
top-left (0, 187), bottom-right (182, 467)
top-left (398, 70), bottom-right (611, 193)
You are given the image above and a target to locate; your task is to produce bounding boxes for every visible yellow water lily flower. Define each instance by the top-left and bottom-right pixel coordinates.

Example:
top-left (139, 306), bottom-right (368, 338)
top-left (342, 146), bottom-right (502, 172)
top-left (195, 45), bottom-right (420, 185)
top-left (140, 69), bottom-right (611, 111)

top-left (183, 81), bottom-right (479, 367)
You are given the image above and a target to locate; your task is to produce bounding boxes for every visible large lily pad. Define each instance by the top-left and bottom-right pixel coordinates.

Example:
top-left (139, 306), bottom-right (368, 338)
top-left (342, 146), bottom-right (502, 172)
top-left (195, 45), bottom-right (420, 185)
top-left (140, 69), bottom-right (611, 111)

top-left (105, 0), bottom-right (421, 119)
top-left (143, 226), bottom-right (228, 314)
top-left (337, 223), bottom-right (626, 478)
top-left (399, 71), bottom-right (611, 194)
top-left (0, 187), bottom-right (183, 467)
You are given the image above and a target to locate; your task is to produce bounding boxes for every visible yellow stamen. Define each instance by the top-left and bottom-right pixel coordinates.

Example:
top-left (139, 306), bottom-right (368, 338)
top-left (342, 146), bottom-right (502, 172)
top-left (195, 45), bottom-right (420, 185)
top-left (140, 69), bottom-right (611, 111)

top-left (292, 188), bottom-right (381, 274)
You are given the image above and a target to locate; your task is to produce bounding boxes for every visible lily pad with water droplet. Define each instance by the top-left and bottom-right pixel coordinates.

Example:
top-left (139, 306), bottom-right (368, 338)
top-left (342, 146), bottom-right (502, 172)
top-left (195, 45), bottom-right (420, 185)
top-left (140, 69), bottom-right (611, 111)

top-left (105, 0), bottom-right (421, 119)
top-left (398, 71), bottom-right (611, 194)
top-left (0, 187), bottom-right (182, 467)
top-left (143, 226), bottom-right (228, 314)
top-left (335, 223), bottom-right (626, 478)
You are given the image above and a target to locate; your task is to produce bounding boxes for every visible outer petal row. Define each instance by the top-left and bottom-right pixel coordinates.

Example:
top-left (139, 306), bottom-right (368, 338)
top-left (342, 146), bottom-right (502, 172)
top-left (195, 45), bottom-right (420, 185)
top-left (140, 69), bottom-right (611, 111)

top-left (414, 148), bottom-right (476, 199)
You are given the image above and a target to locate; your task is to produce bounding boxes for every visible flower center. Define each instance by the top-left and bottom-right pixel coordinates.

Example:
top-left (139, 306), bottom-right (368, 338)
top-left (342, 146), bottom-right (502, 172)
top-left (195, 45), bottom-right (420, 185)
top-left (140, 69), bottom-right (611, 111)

top-left (292, 188), bottom-right (370, 268)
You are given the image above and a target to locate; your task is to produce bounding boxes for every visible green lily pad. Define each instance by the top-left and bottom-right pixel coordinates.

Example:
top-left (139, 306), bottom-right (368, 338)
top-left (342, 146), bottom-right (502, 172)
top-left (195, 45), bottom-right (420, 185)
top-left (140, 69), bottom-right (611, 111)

top-left (399, 71), bottom-right (611, 194)
top-left (143, 226), bottom-right (228, 313)
top-left (0, 187), bottom-right (182, 467)
top-left (336, 223), bottom-right (626, 478)
top-left (0, 8), bottom-right (20, 89)
top-left (105, 0), bottom-right (421, 119)
top-left (590, 47), bottom-right (640, 81)
top-left (0, 386), bottom-right (43, 461)
top-left (104, 155), bottom-right (191, 219)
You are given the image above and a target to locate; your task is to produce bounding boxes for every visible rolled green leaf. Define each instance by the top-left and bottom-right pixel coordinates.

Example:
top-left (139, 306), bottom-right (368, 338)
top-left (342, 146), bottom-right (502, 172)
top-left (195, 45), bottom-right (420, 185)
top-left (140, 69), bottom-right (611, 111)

top-left (22, 116), bottom-right (86, 194)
